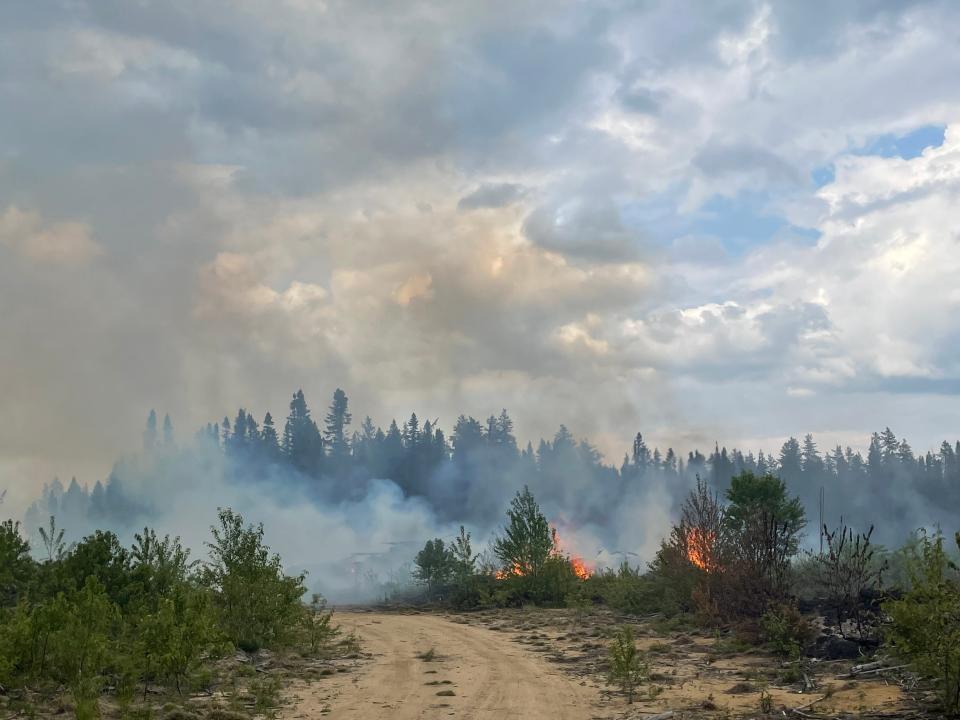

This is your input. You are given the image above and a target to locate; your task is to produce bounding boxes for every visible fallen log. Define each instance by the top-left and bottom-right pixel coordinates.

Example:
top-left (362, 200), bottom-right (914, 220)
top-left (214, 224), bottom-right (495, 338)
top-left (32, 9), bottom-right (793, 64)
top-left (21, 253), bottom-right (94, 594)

top-left (836, 663), bottom-right (909, 679)
top-left (792, 694), bottom-right (828, 712)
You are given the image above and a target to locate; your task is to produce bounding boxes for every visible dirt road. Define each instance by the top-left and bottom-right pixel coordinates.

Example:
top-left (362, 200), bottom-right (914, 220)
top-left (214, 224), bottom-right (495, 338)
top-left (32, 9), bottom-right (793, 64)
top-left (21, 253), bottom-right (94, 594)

top-left (281, 611), bottom-right (609, 719)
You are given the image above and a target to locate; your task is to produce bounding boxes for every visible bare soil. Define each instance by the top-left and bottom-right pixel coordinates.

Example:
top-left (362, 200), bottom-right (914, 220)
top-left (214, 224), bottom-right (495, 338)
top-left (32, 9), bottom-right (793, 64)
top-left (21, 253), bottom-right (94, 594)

top-left (281, 608), bottom-right (910, 720)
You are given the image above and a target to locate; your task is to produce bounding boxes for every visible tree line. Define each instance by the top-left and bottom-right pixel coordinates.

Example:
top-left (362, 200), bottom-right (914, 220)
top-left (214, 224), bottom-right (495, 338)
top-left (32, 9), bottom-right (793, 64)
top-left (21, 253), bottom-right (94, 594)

top-left (23, 388), bottom-right (960, 545)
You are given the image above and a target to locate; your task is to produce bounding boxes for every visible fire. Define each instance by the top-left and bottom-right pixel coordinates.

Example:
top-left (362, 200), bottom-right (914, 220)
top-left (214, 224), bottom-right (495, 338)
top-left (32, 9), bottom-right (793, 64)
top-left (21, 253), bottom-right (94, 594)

top-left (494, 562), bottom-right (525, 580)
top-left (686, 528), bottom-right (717, 572)
top-left (569, 555), bottom-right (592, 580)
top-left (553, 526), bottom-right (593, 580)
top-left (492, 526), bottom-right (594, 580)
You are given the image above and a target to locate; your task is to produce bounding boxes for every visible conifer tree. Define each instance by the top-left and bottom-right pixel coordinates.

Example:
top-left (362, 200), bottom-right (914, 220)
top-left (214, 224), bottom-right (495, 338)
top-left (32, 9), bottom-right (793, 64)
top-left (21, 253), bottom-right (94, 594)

top-left (144, 410), bottom-right (158, 452)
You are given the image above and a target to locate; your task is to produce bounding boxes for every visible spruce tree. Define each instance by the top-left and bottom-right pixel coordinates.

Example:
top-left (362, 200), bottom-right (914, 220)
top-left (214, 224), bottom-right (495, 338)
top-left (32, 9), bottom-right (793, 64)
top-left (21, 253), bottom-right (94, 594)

top-left (143, 410), bottom-right (158, 452)
top-left (324, 389), bottom-right (352, 475)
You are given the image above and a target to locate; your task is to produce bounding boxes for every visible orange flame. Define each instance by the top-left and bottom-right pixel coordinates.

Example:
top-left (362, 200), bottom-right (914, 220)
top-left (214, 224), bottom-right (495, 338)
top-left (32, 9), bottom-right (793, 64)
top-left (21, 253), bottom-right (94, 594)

top-left (494, 562), bottom-right (525, 580)
top-left (554, 526), bottom-right (593, 579)
top-left (686, 528), bottom-right (717, 572)
top-left (570, 555), bottom-right (592, 580)
top-left (493, 526), bottom-right (594, 580)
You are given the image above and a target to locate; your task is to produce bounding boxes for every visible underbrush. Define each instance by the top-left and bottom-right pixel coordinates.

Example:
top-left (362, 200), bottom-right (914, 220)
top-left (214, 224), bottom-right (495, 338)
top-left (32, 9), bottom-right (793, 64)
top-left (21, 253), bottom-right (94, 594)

top-left (0, 510), bottom-right (357, 720)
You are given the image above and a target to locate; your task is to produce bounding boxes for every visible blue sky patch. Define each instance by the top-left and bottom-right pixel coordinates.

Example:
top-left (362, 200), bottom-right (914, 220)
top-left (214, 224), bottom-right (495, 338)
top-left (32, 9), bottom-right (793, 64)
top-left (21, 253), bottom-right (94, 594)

top-left (856, 124), bottom-right (946, 160)
top-left (812, 164), bottom-right (835, 188)
top-left (691, 192), bottom-right (819, 253)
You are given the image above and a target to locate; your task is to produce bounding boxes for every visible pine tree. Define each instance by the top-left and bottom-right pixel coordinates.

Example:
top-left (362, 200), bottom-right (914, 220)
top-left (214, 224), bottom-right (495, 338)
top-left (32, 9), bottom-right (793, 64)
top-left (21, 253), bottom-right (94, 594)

top-left (779, 437), bottom-right (802, 486)
top-left (324, 389), bottom-right (352, 475)
top-left (880, 428), bottom-right (900, 464)
top-left (867, 433), bottom-right (882, 476)
top-left (496, 409), bottom-right (517, 453)
top-left (162, 414), bottom-right (174, 446)
top-left (631, 432), bottom-right (650, 471)
top-left (261, 412), bottom-right (280, 458)
top-left (664, 448), bottom-right (678, 477)
top-left (403, 413), bottom-right (420, 448)
top-left (144, 410), bottom-right (158, 452)
top-left (283, 390), bottom-right (324, 476)
top-left (801, 434), bottom-right (824, 479)
top-left (89, 480), bottom-right (106, 521)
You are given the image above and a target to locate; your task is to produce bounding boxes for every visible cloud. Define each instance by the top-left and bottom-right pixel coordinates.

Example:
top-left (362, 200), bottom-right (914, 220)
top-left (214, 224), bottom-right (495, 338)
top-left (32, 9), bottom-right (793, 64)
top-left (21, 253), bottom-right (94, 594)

top-left (523, 198), bottom-right (645, 261)
top-left (0, 206), bottom-right (101, 265)
top-left (6, 0), bottom-right (960, 512)
top-left (458, 183), bottom-right (528, 210)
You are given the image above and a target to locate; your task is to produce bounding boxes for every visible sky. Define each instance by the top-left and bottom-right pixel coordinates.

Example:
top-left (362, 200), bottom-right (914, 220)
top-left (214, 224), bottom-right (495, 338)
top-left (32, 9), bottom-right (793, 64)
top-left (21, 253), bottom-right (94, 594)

top-left (3, 0), bottom-right (960, 510)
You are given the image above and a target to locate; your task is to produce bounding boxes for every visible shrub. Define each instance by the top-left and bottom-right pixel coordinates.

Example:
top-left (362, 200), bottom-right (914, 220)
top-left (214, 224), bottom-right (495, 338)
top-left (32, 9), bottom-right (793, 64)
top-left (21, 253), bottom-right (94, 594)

top-left (61, 531), bottom-right (132, 607)
top-left (565, 583), bottom-right (591, 625)
top-left (51, 577), bottom-right (118, 718)
top-left (884, 531), bottom-right (960, 714)
top-left (812, 523), bottom-right (886, 637)
top-left (588, 563), bottom-right (686, 617)
top-left (202, 508), bottom-right (305, 651)
top-left (493, 486), bottom-right (554, 579)
top-left (723, 472), bottom-right (806, 617)
top-left (413, 539), bottom-right (454, 593)
top-left (0, 520), bottom-right (33, 607)
top-left (302, 594), bottom-right (340, 656)
top-left (760, 604), bottom-right (815, 658)
top-left (607, 625), bottom-right (648, 704)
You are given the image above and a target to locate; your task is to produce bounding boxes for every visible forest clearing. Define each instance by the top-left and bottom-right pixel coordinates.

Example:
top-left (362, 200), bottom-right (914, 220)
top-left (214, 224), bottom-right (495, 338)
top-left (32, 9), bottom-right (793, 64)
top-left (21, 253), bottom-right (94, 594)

top-left (281, 608), bottom-right (908, 720)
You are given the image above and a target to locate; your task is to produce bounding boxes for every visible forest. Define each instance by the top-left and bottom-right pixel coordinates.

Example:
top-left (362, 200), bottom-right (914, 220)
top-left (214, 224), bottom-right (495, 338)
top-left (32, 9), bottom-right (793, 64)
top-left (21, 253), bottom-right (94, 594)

top-left (21, 387), bottom-right (960, 551)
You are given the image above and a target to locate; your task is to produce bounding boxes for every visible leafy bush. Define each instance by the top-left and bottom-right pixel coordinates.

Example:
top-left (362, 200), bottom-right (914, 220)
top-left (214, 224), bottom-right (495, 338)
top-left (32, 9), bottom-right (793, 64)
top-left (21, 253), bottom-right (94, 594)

top-left (493, 486), bottom-right (554, 578)
top-left (202, 508), bottom-right (305, 651)
top-left (722, 472), bottom-right (806, 617)
top-left (413, 538), bottom-right (454, 593)
top-left (885, 531), bottom-right (960, 714)
top-left (760, 604), bottom-right (815, 658)
top-left (587, 562), bottom-right (686, 617)
top-left (302, 594), bottom-right (340, 656)
top-left (0, 507), bottom-right (342, 720)
top-left (0, 520), bottom-right (33, 606)
top-left (607, 625), bottom-right (648, 703)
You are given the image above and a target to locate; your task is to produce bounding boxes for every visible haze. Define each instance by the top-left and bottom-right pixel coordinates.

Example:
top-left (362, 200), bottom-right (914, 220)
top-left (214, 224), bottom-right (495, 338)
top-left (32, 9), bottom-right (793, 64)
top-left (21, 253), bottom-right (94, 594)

top-left (3, 1), bottom-right (960, 515)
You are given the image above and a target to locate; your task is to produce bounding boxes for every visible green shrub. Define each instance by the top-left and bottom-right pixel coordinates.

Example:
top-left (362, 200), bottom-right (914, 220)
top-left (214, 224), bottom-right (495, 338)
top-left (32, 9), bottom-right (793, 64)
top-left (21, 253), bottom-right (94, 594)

top-left (302, 594), bottom-right (340, 656)
top-left (885, 531), bottom-right (960, 714)
top-left (0, 520), bottom-right (34, 607)
top-left (202, 508), bottom-right (305, 651)
top-left (607, 625), bottom-right (648, 704)
top-left (565, 583), bottom-right (591, 624)
top-left (760, 604), bottom-right (815, 659)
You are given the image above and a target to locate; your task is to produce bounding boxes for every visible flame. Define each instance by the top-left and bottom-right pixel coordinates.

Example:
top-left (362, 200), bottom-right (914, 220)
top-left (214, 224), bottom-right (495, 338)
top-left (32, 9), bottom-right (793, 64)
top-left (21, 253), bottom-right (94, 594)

top-left (686, 528), bottom-right (717, 572)
top-left (494, 562), bottom-right (525, 580)
top-left (570, 555), bottom-right (592, 580)
top-left (492, 525), bottom-right (594, 580)
top-left (553, 526), bottom-right (593, 579)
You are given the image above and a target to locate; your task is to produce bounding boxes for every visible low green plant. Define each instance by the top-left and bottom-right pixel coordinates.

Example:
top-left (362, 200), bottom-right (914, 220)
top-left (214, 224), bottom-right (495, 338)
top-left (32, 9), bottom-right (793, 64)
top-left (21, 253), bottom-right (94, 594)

top-left (565, 583), bottom-right (591, 625)
top-left (885, 531), bottom-right (960, 714)
top-left (760, 604), bottom-right (814, 659)
top-left (607, 625), bottom-right (648, 704)
top-left (303, 594), bottom-right (340, 656)
top-left (250, 675), bottom-right (282, 716)
top-left (759, 689), bottom-right (773, 713)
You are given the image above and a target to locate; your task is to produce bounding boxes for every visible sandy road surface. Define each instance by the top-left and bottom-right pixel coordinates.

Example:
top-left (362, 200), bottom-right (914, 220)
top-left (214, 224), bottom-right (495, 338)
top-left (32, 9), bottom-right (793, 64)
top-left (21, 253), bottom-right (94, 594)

top-left (281, 611), bottom-right (609, 720)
